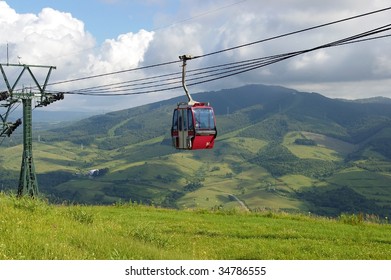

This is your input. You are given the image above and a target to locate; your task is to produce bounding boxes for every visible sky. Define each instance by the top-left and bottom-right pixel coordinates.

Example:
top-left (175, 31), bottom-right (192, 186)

top-left (1, 0), bottom-right (391, 113)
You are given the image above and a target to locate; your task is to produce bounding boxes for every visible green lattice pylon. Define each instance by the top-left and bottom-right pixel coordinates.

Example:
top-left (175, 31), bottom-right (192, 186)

top-left (17, 96), bottom-right (38, 197)
top-left (1, 63), bottom-right (57, 198)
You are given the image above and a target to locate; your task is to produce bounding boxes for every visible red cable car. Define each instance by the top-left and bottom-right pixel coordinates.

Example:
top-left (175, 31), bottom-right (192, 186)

top-left (171, 55), bottom-right (217, 150)
top-left (171, 102), bottom-right (217, 150)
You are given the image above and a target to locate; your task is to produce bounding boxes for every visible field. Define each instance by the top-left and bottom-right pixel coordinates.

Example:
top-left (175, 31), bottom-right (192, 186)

top-left (0, 193), bottom-right (390, 260)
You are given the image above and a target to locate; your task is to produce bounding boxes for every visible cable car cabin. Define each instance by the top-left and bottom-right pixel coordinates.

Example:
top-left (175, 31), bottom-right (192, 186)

top-left (171, 102), bottom-right (217, 150)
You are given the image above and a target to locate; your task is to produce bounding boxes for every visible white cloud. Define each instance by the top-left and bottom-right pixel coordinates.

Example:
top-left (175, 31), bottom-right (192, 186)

top-left (2, 6), bottom-right (93, 65)
top-left (92, 30), bottom-right (154, 73)
top-left (0, 2), bottom-right (155, 111)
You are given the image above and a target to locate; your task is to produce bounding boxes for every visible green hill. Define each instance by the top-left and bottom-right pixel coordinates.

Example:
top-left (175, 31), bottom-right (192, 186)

top-left (0, 193), bottom-right (390, 260)
top-left (1, 84), bottom-right (391, 218)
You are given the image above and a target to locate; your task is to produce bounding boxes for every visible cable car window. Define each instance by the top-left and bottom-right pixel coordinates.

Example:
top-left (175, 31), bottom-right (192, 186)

top-left (182, 110), bottom-right (187, 131)
top-left (188, 108), bottom-right (194, 130)
top-left (194, 108), bottom-right (215, 130)
top-left (172, 109), bottom-right (178, 130)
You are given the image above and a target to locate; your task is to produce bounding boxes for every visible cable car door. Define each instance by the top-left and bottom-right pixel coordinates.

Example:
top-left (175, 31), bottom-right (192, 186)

top-left (172, 107), bottom-right (193, 149)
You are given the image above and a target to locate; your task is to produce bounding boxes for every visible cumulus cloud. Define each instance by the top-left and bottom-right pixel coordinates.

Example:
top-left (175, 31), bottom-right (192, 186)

top-left (1, 4), bottom-right (93, 65)
top-left (0, 1), bottom-right (155, 111)
top-left (82, 30), bottom-right (154, 86)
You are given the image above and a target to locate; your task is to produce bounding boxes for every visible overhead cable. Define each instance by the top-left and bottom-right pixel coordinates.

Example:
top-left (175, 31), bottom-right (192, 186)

top-left (47, 60), bottom-right (179, 87)
top-left (47, 6), bottom-right (391, 89)
top-left (194, 6), bottom-right (391, 59)
top-left (63, 23), bottom-right (391, 96)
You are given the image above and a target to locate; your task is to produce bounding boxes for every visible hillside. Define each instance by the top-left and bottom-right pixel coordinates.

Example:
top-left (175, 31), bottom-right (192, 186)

top-left (1, 84), bottom-right (391, 217)
top-left (0, 193), bottom-right (390, 260)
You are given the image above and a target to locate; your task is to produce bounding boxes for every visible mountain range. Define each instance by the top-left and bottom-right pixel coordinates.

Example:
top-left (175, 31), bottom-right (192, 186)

top-left (1, 84), bottom-right (390, 217)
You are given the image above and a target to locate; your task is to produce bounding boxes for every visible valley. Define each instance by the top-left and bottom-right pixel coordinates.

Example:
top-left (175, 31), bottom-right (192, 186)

top-left (1, 84), bottom-right (391, 218)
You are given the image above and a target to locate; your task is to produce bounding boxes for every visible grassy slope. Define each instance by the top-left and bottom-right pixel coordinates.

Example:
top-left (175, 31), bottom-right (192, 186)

top-left (0, 193), bottom-right (390, 260)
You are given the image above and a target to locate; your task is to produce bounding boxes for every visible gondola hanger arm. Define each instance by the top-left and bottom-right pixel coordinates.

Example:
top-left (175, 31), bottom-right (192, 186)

top-left (179, 54), bottom-right (198, 106)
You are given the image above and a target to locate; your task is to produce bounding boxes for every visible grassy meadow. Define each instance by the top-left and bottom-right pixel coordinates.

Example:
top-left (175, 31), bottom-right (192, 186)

top-left (0, 193), bottom-right (390, 260)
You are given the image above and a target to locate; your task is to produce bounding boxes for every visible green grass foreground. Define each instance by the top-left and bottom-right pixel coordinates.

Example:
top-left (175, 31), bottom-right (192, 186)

top-left (0, 193), bottom-right (390, 260)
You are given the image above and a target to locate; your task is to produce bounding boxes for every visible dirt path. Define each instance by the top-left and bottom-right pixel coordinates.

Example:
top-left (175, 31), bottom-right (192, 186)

top-left (229, 194), bottom-right (250, 212)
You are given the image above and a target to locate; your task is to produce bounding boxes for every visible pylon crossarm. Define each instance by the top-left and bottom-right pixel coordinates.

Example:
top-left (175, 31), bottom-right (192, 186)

top-left (26, 66), bottom-right (55, 93)
top-left (42, 67), bottom-right (55, 92)
top-left (0, 63), bottom-right (56, 94)
top-left (26, 67), bottom-right (43, 93)
top-left (12, 67), bottom-right (27, 92)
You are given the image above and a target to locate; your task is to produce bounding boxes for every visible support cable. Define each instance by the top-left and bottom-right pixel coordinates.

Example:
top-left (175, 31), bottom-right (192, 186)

top-left (61, 24), bottom-right (391, 96)
top-left (194, 6), bottom-right (391, 59)
top-left (46, 60), bottom-right (179, 87)
top-left (43, 6), bottom-right (391, 89)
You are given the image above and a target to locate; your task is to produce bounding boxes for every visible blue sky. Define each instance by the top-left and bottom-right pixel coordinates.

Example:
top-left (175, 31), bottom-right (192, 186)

top-left (4, 0), bottom-right (178, 42)
top-left (1, 0), bottom-right (391, 112)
